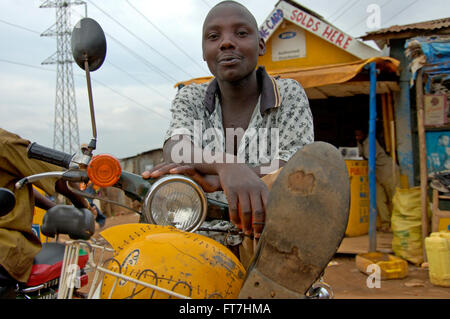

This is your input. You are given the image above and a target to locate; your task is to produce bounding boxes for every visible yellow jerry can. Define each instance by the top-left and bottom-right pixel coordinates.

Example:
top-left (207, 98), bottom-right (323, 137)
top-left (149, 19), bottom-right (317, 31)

top-left (345, 160), bottom-right (370, 237)
top-left (425, 231), bottom-right (450, 287)
top-left (355, 252), bottom-right (408, 280)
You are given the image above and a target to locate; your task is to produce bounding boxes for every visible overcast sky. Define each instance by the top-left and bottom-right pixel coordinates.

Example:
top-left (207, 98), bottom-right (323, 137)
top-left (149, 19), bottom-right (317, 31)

top-left (0, 0), bottom-right (448, 159)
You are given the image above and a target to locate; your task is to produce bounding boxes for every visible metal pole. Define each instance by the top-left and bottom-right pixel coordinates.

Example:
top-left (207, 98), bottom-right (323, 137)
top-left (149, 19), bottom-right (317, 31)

top-left (369, 62), bottom-right (377, 252)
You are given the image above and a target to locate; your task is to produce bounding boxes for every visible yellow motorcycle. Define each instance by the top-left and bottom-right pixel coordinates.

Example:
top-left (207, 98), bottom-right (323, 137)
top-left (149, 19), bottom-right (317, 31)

top-left (14, 17), bottom-right (246, 300)
top-left (16, 17), bottom-right (348, 300)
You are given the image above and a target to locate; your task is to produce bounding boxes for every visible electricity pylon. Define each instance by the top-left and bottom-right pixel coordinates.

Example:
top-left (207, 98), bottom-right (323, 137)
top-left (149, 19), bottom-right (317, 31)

top-left (40, 0), bottom-right (86, 153)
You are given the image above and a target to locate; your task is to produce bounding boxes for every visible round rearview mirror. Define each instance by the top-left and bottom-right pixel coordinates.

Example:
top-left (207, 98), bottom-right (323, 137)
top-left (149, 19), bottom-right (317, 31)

top-left (71, 18), bottom-right (107, 72)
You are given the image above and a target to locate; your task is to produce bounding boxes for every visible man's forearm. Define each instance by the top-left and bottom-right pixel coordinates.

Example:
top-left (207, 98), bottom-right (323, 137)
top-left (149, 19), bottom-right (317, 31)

top-left (163, 135), bottom-right (286, 177)
top-left (163, 135), bottom-right (231, 174)
top-left (34, 188), bottom-right (56, 210)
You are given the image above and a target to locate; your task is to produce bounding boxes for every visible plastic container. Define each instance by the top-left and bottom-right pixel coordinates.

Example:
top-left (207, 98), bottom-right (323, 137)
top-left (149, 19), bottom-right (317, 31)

top-left (438, 217), bottom-right (450, 232)
top-left (32, 186), bottom-right (49, 243)
top-left (356, 252), bottom-right (409, 280)
top-left (425, 231), bottom-right (450, 287)
top-left (344, 160), bottom-right (370, 237)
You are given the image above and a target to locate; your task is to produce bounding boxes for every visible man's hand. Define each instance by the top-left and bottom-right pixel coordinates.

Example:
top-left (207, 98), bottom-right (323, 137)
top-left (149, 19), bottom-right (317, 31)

top-left (141, 163), bottom-right (222, 193)
top-left (216, 163), bottom-right (268, 239)
top-left (55, 180), bottom-right (90, 210)
top-left (154, 136), bottom-right (274, 238)
top-left (88, 203), bottom-right (98, 218)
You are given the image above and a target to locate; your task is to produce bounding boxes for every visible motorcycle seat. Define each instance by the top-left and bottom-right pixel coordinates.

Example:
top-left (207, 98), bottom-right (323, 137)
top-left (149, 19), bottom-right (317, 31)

top-left (26, 242), bottom-right (88, 287)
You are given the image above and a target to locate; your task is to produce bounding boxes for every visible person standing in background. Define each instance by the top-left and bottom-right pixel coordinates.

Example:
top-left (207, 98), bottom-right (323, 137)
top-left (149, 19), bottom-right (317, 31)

top-left (355, 128), bottom-right (400, 232)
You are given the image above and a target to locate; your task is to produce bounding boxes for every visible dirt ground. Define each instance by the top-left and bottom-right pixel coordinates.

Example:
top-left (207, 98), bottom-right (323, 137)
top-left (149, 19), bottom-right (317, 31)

top-left (84, 211), bottom-right (450, 299)
top-left (323, 255), bottom-right (450, 299)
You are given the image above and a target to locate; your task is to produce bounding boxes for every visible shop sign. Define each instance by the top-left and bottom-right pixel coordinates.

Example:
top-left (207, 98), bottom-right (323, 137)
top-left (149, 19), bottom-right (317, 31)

top-left (258, 1), bottom-right (381, 59)
top-left (424, 94), bottom-right (448, 126)
top-left (272, 29), bottom-right (306, 61)
top-left (259, 8), bottom-right (284, 40)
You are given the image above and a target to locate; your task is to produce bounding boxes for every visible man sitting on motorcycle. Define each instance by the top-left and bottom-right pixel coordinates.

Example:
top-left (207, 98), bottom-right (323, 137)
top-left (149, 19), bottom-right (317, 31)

top-left (142, 0), bottom-right (313, 261)
top-left (0, 128), bottom-right (95, 297)
top-left (142, 1), bottom-right (350, 299)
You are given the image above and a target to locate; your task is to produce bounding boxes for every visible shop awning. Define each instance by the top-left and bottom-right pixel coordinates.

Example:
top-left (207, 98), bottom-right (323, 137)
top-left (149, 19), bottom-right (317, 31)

top-left (175, 56), bottom-right (400, 99)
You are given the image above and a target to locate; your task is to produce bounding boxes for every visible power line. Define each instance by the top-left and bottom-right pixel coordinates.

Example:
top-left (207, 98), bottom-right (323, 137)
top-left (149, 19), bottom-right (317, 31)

top-left (70, 10), bottom-right (178, 86)
top-left (125, 0), bottom-right (208, 74)
top-left (90, 76), bottom-right (170, 120)
top-left (345, 0), bottom-right (392, 32)
top-left (200, 0), bottom-right (212, 9)
top-left (0, 18), bottom-right (41, 34)
top-left (0, 57), bottom-right (54, 71)
top-left (0, 57), bottom-right (170, 120)
top-left (0, 15), bottom-right (174, 104)
top-left (104, 31), bottom-right (178, 83)
top-left (330, 0), bottom-right (361, 24)
top-left (3, 8), bottom-right (189, 86)
top-left (106, 60), bottom-right (172, 102)
top-left (327, 0), bottom-right (359, 23)
top-left (85, 0), bottom-right (194, 80)
top-left (382, 0), bottom-right (420, 26)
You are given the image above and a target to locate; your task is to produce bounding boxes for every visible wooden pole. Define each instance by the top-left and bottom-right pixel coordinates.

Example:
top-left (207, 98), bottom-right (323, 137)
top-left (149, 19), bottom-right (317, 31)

top-left (387, 92), bottom-right (395, 127)
top-left (391, 120), bottom-right (397, 187)
top-left (389, 92), bottom-right (397, 186)
top-left (387, 93), bottom-right (395, 154)
top-left (416, 68), bottom-right (429, 261)
top-left (381, 94), bottom-right (391, 153)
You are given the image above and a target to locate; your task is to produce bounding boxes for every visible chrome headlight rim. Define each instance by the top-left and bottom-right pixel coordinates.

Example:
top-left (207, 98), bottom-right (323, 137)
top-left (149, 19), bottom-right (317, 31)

top-left (143, 174), bottom-right (207, 232)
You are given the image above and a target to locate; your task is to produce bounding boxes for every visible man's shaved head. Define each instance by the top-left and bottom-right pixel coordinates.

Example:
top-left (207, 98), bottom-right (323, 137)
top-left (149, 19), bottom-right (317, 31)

top-left (202, 1), bottom-right (259, 33)
top-left (201, 0), bottom-right (265, 82)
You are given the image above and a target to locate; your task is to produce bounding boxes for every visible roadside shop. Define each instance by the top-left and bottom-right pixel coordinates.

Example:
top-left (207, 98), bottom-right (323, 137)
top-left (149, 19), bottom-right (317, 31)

top-left (177, 0), bottom-right (401, 250)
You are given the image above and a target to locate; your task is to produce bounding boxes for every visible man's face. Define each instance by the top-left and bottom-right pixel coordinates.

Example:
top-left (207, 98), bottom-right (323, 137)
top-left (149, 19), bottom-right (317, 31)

top-left (355, 130), bottom-right (365, 143)
top-left (202, 4), bottom-right (265, 83)
top-left (439, 135), bottom-right (450, 146)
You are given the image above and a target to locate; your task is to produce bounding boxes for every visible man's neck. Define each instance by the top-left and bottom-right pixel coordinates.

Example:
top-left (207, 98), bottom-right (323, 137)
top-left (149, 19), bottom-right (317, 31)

top-left (217, 70), bottom-right (260, 112)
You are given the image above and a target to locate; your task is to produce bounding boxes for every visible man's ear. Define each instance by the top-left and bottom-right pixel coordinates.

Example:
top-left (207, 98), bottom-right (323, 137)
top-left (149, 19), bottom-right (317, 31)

top-left (202, 45), bottom-right (206, 61)
top-left (258, 37), bottom-right (266, 56)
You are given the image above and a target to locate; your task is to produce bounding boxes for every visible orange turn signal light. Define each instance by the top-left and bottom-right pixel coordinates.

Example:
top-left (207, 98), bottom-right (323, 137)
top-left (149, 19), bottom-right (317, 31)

top-left (87, 154), bottom-right (122, 187)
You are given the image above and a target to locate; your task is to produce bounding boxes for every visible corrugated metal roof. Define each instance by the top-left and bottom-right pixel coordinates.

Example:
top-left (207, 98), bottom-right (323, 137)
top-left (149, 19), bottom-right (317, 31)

top-left (362, 17), bottom-right (450, 40)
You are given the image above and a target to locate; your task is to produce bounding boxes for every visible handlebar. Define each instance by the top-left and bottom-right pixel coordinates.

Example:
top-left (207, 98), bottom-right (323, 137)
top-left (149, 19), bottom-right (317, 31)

top-left (15, 170), bottom-right (89, 190)
top-left (27, 142), bottom-right (74, 169)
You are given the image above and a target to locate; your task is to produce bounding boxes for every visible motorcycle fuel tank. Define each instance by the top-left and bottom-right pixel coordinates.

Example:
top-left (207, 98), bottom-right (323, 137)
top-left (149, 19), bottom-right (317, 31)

top-left (99, 223), bottom-right (245, 299)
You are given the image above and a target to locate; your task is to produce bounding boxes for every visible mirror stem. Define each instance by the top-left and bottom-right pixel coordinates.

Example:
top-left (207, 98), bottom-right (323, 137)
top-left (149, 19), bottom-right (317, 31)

top-left (84, 58), bottom-right (97, 141)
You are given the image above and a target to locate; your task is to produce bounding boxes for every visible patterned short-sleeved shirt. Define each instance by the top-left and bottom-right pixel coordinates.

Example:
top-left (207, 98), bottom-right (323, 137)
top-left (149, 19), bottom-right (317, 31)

top-left (165, 67), bottom-right (313, 245)
top-left (165, 66), bottom-right (314, 204)
top-left (165, 67), bottom-right (314, 202)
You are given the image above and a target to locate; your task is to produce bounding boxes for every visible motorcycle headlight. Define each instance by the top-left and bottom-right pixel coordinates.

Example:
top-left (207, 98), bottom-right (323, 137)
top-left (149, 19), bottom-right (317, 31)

top-left (143, 175), bottom-right (207, 232)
